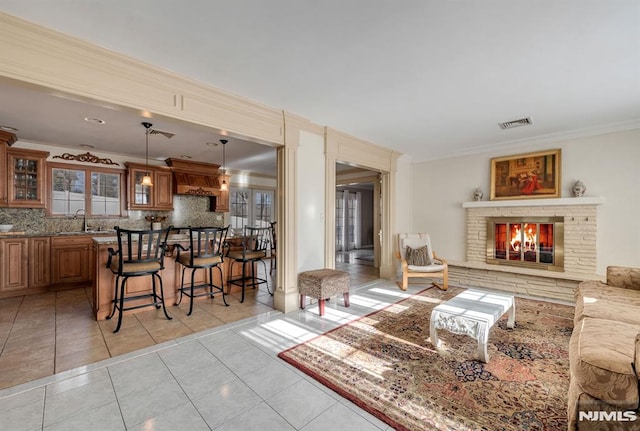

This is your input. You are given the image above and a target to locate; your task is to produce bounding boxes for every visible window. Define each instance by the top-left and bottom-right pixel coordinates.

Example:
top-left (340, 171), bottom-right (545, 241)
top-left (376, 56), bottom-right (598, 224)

top-left (336, 191), bottom-right (344, 251)
top-left (230, 187), bottom-right (274, 230)
top-left (254, 190), bottom-right (273, 227)
top-left (91, 171), bottom-right (122, 215)
top-left (48, 162), bottom-right (125, 217)
top-left (336, 190), bottom-right (361, 251)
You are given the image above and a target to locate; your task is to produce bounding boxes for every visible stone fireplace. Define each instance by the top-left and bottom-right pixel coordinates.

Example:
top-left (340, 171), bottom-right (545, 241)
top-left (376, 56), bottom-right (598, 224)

top-left (448, 197), bottom-right (604, 302)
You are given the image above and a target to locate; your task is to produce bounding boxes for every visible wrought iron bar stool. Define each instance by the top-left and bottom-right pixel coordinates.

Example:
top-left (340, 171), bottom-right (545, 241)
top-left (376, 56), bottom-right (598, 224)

top-left (106, 225), bottom-right (173, 333)
top-left (227, 225), bottom-right (272, 303)
top-left (174, 226), bottom-right (230, 315)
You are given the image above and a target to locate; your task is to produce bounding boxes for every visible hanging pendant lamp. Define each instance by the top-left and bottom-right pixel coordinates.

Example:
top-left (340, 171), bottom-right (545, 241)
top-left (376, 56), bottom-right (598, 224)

top-left (219, 139), bottom-right (228, 191)
top-left (141, 122), bottom-right (153, 186)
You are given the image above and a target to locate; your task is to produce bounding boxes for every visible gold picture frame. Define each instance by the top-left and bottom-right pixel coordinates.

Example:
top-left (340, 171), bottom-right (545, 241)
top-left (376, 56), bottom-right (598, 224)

top-left (490, 149), bottom-right (561, 200)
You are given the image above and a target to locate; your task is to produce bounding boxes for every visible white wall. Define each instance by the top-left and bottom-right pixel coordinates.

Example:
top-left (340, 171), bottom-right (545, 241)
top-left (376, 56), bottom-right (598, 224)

top-left (411, 129), bottom-right (640, 274)
top-left (296, 130), bottom-right (326, 272)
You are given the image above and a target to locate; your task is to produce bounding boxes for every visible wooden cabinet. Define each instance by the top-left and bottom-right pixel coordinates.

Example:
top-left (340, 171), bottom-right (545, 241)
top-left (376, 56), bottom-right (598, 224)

top-left (0, 131), bottom-right (17, 207)
top-left (6, 148), bottom-right (49, 208)
top-left (51, 236), bottom-right (93, 286)
top-left (209, 186), bottom-right (229, 212)
top-left (0, 238), bottom-right (28, 292)
top-left (126, 163), bottom-right (173, 210)
top-left (216, 176), bottom-right (230, 212)
top-left (29, 237), bottom-right (51, 288)
top-left (0, 237), bottom-right (51, 294)
top-left (155, 170), bottom-right (174, 209)
top-left (0, 142), bottom-right (5, 206)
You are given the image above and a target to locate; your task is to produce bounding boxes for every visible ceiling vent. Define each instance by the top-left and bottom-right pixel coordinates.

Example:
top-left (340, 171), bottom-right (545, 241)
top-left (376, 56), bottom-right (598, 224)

top-left (498, 117), bottom-right (533, 130)
top-left (149, 128), bottom-right (175, 139)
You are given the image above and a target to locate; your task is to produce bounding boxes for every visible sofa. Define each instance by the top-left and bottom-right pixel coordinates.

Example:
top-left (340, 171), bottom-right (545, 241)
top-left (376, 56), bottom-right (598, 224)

top-left (569, 266), bottom-right (640, 430)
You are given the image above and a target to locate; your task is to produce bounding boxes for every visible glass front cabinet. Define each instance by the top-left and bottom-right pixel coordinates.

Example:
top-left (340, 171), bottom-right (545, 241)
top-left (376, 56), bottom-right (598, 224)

top-left (6, 148), bottom-right (49, 208)
top-left (126, 163), bottom-right (173, 210)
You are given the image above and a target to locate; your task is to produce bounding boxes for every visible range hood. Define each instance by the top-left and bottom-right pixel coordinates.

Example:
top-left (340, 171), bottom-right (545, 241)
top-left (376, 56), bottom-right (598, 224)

top-left (165, 158), bottom-right (223, 196)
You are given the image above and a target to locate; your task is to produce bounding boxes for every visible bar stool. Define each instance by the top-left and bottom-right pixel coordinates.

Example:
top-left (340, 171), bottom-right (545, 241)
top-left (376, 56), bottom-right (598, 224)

top-left (174, 226), bottom-right (229, 315)
top-left (227, 225), bottom-right (272, 303)
top-left (106, 225), bottom-right (173, 333)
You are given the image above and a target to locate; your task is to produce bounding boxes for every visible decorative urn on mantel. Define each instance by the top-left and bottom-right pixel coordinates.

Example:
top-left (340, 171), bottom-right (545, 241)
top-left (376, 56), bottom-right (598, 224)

top-left (572, 180), bottom-right (586, 197)
top-left (473, 188), bottom-right (484, 201)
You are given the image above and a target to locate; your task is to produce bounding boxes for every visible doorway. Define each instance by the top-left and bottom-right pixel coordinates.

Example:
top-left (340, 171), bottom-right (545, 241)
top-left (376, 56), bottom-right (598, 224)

top-left (335, 163), bottom-right (379, 278)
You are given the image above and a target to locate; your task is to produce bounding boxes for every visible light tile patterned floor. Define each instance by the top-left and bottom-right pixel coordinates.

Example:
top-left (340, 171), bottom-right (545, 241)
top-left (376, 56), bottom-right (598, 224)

top-left (0, 258), bottom-right (392, 430)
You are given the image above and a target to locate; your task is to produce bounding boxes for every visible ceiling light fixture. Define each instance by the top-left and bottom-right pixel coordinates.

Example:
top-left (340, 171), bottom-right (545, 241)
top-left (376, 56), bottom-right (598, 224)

top-left (0, 125), bottom-right (19, 132)
top-left (141, 122), bottom-right (153, 187)
top-left (84, 117), bottom-right (106, 124)
top-left (219, 139), bottom-right (228, 191)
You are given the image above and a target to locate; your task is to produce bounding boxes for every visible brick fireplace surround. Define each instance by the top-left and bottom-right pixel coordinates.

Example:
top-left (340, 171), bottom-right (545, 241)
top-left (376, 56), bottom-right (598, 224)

top-left (449, 197), bottom-right (604, 302)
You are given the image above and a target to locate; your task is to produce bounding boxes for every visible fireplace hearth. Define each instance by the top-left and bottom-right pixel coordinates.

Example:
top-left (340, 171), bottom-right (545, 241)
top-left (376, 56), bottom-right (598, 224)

top-left (487, 216), bottom-right (564, 271)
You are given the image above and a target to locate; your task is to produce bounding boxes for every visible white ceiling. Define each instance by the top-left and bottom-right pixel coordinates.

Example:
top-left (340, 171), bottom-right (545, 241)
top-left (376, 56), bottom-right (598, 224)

top-left (0, 1), bottom-right (639, 170)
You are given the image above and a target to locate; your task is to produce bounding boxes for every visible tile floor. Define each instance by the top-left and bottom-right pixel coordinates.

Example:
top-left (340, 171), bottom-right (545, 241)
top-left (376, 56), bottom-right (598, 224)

top-left (1, 258), bottom-right (389, 430)
top-left (0, 273), bottom-right (275, 391)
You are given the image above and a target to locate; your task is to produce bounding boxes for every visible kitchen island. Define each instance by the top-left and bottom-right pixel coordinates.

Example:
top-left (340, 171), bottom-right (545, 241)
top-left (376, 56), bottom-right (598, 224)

top-left (92, 234), bottom-right (254, 320)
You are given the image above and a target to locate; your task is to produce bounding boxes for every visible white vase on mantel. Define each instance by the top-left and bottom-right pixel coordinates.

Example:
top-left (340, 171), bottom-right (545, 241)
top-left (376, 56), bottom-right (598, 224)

top-left (572, 180), bottom-right (586, 197)
top-left (473, 188), bottom-right (484, 201)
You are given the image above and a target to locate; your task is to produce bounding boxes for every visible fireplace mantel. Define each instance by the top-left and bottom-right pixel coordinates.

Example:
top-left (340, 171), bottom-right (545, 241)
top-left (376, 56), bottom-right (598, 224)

top-left (462, 196), bottom-right (604, 208)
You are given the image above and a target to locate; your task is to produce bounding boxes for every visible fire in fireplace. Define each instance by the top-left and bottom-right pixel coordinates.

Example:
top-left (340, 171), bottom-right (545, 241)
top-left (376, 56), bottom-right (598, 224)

top-left (486, 217), bottom-right (564, 271)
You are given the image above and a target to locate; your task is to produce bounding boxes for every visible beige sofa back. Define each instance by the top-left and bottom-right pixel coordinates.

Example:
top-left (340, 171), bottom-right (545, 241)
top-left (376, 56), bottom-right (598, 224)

top-left (607, 266), bottom-right (640, 290)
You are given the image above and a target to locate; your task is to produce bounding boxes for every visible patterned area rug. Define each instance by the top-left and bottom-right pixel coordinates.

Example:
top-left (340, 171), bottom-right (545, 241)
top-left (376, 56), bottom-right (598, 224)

top-left (278, 286), bottom-right (573, 431)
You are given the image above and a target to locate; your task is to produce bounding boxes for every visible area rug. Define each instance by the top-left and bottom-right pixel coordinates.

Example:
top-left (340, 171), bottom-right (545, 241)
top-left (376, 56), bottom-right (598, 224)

top-left (278, 286), bottom-right (574, 431)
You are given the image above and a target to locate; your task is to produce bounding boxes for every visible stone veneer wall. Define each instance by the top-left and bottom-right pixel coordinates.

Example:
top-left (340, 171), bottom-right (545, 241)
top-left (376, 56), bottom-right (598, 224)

top-left (448, 200), bottom-right (602, 303)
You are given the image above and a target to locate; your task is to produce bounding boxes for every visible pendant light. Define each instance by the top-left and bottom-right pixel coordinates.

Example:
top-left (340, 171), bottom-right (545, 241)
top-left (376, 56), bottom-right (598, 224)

top-left (219, 139), bottom-right (228, 191)
top-left (141, 122), bottom-right (153, 187)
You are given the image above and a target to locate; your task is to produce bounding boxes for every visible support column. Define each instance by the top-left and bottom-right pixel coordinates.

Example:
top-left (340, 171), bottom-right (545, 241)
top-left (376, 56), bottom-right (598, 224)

top-left (273, 119), bottom-right (299, 313)
top-left (274, 112), bottom-right (325, 312)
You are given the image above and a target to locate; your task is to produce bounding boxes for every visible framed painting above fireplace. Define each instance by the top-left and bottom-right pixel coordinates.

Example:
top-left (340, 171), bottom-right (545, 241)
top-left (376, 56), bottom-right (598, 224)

top-left (490, 149), bottom-right (561, 200)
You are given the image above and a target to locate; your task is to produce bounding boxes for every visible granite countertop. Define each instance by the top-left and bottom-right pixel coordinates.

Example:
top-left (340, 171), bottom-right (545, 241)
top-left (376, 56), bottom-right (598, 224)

top-left (92, 234), bottom-right (191, 245)
top-left (0, 231), bottom-right (221, 243)
top-left (0, 230), bottom-right (117, 238)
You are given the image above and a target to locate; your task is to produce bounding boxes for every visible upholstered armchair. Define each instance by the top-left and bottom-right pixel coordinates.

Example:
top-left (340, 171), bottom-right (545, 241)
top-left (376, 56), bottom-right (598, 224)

top-left (396, 233), bottom-right (448, 291)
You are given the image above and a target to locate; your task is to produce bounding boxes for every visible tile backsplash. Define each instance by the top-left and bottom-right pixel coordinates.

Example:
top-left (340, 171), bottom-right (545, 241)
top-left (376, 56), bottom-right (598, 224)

top-left (0, 195), bottom-right (224, 233)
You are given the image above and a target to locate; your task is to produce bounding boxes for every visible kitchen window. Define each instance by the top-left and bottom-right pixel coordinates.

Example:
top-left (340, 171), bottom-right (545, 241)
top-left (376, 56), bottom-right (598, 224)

top-left (47, 163), bottom-right (125, 217)
top-left (230, 187), bottom-right (274, 230)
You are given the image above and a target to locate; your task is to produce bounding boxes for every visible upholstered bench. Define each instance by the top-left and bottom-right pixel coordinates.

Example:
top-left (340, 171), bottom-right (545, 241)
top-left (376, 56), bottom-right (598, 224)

top-left (298, 269), bottom-right (350, 316)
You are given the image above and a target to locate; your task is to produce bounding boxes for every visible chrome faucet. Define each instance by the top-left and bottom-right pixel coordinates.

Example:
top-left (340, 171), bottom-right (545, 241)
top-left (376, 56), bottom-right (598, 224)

top-left (73, 209), bottom-right (87, 232)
